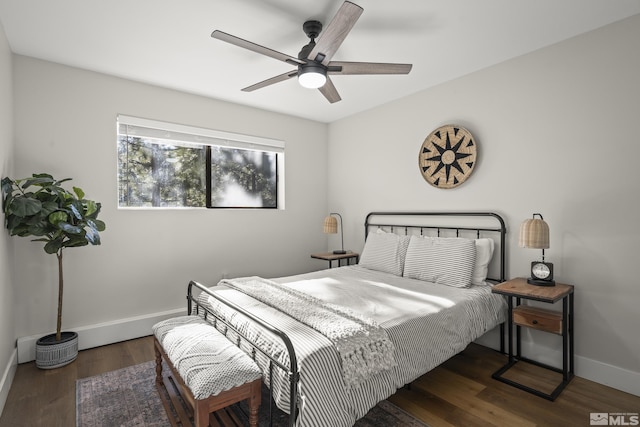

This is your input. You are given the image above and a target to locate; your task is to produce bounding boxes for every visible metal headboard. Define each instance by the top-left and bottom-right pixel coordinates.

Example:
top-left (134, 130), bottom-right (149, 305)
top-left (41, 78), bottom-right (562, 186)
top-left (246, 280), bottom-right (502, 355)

top-left (364, 211), bottom-right (507, 284)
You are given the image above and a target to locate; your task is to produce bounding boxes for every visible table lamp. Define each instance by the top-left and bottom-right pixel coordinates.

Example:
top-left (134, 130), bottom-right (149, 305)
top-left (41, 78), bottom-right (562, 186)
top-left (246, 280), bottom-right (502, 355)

top-left (323, 213), bottom-right (346, 254)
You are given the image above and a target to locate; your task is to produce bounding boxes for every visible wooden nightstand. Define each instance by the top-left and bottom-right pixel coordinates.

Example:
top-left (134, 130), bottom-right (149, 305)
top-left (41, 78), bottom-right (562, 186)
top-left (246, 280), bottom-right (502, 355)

top-left (310, 252), bottom-right (359, 269)
top-left (491, 277), bottom-right (574, 401)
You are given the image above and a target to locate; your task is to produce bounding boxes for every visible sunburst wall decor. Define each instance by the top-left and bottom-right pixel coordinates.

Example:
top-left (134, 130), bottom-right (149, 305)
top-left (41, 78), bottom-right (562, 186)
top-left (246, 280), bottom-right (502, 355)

top-left (418, 124), bottom-right (477, 189)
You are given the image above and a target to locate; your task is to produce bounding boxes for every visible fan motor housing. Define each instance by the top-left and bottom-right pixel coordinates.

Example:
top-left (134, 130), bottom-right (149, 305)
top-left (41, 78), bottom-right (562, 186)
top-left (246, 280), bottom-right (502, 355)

top-left (298, 62), bottom-right (327, 76)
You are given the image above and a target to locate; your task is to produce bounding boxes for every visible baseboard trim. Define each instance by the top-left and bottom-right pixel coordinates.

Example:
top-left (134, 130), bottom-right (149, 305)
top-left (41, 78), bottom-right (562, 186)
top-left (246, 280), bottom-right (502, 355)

top-left (575, 356), bottom-right (640, 398)
top-left (13, 313), bottom-right (640, 398)
top-left (518, 340), bottom-right (640, 397)
top-left (0, 348), bottom-right (17, 418)
top-left (476, 331), bottom-right (640, 397)
top-left (16, 308), bottom-right (185, 364)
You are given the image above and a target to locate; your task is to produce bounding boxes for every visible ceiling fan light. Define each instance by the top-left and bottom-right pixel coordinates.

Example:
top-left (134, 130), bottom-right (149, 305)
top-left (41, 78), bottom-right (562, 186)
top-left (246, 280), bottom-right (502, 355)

top-left (298, 65), bottom-right (327, 89)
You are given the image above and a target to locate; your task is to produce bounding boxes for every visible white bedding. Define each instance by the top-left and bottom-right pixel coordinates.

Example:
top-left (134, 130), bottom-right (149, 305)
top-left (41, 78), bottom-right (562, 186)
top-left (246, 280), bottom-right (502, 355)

top-left (197, 265), bottom-right (507, 427)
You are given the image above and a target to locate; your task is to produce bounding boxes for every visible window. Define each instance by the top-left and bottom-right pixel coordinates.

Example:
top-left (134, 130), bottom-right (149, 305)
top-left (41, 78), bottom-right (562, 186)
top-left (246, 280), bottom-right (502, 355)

top-left (117, 115), bottom-right (284, 208)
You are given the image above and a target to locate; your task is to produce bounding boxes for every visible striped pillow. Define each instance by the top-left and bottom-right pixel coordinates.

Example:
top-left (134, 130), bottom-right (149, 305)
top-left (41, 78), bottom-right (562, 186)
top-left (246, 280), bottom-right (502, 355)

top-left (359, 231), bottom-right (411, 276)
top-left (403, 235), bottom-right (477, 288)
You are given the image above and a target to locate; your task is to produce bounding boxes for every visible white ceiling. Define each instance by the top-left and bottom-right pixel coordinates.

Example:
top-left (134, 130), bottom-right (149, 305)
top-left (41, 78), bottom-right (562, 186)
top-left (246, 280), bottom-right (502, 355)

top-left (1, 0), bottom-right (639, 123)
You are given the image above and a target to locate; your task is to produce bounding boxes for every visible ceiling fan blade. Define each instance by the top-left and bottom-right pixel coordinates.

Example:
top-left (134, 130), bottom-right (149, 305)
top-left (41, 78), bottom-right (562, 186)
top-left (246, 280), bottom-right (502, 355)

top-left (212, 30), bottom-right (304, 66)
top-left (308, 1), bottom-right (363, 65)
top-left (318, 77), bottom-right (341, 103)
top-left (242, 70), bottom-right (298, 92)
top-left (328, 61), bottom-right (412, 75)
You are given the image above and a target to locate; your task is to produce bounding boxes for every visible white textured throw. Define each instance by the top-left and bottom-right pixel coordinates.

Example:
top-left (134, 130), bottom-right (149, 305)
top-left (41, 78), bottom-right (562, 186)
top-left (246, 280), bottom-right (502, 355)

top-left (153, 316), bottom-right (261, 399)
top-left (220, 277), bottom-right (396, 389)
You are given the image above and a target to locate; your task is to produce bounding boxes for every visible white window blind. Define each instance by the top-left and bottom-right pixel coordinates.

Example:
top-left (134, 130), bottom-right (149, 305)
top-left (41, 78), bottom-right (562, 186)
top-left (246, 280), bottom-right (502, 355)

top-left (117, 115), bottom-right (285, 153)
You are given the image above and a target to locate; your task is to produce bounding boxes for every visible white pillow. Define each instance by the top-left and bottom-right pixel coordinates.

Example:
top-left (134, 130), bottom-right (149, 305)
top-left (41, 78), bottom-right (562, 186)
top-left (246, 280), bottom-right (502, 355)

top-left (359, 231), bottom-right (410, 276)
top-left (472, 238), bottom-right (495, 286)
top-left (403, 235), bottom-right (477, 288)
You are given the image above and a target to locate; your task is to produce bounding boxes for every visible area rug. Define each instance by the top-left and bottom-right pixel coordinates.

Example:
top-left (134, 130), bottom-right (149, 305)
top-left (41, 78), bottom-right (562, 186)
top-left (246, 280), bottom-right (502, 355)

top-left (76, 361), bottom-right (428, 427)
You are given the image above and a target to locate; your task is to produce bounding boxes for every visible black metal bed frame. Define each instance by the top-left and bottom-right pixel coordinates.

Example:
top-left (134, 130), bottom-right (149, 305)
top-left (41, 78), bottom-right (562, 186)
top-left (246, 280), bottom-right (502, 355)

top-left (186, 211), bottom-right (507, 427)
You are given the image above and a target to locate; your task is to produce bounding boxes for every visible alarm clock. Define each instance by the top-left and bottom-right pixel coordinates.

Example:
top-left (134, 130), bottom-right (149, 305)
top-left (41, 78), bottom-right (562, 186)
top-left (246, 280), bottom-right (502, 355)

top-left (528, 261), bottom-right (555, 286)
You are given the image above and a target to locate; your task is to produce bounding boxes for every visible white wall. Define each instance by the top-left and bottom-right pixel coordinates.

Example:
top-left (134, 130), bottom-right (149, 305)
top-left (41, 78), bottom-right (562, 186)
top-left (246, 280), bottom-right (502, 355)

top-left (328, 14), bottom-right (640, 395)
top-left (11, 56), bottom-right (329, 343)
top-left (0, 18), bottom-right (16, 414)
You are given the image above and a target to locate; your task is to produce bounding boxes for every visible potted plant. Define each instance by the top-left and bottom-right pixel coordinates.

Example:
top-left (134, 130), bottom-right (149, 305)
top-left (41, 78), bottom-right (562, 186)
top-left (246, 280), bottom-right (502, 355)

top-left (1, 173), bottom-right (106, 369)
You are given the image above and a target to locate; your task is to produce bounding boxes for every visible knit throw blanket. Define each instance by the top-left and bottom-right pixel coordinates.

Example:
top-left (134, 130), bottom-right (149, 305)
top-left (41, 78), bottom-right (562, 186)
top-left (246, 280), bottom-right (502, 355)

top-left (219, 277), bottom-right (396, 389)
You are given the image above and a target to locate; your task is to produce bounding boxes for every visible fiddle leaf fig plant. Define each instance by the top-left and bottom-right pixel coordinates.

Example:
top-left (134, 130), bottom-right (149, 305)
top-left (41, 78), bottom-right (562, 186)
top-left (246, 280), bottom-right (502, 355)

top-left (1, 173), bottom-right (106, 341)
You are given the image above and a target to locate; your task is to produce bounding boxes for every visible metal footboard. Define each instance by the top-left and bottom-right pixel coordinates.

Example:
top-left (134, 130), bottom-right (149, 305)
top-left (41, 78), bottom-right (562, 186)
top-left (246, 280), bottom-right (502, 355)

top-left (187, 280), bottom-right (299, 427)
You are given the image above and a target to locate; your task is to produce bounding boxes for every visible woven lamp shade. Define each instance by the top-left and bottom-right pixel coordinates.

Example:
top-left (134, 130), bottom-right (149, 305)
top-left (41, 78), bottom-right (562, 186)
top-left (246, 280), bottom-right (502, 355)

top-left (323, 216), bottom-right (338, 234)
top-left (519, 218), bottom-right (550, 249)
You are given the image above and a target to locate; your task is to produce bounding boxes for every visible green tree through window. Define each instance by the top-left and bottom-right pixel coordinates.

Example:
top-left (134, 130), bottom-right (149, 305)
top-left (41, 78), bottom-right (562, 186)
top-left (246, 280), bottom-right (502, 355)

top-left (210, 147), bottom-right (276, 208)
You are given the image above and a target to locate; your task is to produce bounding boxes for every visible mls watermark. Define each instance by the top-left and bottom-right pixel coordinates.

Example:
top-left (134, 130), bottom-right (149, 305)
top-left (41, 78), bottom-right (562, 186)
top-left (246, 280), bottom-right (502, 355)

top-left (590, 413), bottom-right (639, 425)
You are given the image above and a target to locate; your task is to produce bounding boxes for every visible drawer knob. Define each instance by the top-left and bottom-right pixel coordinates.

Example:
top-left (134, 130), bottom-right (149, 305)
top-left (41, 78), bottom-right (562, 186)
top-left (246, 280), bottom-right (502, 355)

top-left (532, 319), bottom-right (538, 325)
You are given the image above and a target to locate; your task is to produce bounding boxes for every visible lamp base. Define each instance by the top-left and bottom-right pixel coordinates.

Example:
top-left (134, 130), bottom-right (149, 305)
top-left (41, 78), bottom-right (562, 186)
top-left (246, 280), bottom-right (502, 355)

top-left (527, 277), bottom-right (556, 287)
top-left (332, 249), bottom-right (347, 255)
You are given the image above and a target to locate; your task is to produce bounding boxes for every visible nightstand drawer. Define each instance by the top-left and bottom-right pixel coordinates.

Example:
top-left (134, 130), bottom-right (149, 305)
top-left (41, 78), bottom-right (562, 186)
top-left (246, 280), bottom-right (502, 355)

top-left (513, 306), bottom-right (562, 334)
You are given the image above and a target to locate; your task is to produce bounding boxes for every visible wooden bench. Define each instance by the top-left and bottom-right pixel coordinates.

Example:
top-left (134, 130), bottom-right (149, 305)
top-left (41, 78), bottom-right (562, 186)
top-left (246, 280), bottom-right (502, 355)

top-left (153, 316), bottom-right (262, 427)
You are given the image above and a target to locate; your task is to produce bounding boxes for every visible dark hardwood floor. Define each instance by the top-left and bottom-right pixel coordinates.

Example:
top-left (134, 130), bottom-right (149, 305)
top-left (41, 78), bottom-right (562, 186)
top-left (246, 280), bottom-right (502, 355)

top-left (1, 337), bottom-right (638, 426)
top-left (0, 336), bottom-right (156, 427)
top-left (389, 343), bottom-right (640, 427)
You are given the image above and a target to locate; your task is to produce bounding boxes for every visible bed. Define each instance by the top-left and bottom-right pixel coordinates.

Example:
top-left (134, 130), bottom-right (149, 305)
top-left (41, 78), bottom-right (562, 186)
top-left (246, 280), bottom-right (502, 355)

top-left (187, 211), bottom-right (508, 427)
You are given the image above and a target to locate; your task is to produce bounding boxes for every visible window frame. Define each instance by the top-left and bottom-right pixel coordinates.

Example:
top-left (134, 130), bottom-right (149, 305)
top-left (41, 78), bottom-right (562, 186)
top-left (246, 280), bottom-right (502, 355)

top-left (117, 115), bottom-right (285, 210)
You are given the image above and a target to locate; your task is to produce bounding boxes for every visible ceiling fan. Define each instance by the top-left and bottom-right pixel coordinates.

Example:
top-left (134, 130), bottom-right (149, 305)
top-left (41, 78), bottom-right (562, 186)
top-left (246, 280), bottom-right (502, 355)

top-left (211, 1), bottom-right (412, 103)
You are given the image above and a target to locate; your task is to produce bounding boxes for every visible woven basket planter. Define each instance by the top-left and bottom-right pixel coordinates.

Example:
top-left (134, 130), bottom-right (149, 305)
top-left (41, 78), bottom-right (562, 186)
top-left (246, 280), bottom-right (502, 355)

top-left (35, 331), bottom-right (78, 369)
